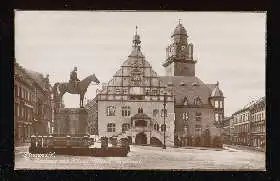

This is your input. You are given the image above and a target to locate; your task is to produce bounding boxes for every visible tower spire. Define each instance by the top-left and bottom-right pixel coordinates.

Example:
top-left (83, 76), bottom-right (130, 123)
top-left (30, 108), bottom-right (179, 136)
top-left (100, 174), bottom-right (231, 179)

top-left (136, 25), bottom-right (138, 35)
top-left (178, 18), bottom-right (182, 24)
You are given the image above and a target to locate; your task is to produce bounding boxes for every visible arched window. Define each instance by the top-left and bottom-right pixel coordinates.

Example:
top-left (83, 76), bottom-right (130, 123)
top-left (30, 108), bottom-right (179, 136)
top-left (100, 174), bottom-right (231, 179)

top-left (154, 123), bottom-right (160, 131)
top-left (138, 107), bottom-right (143, 114)
top-left (161, 124), bottom-right (166, 132)
top-left (153, 109), bottom-right (159, 117)
top-left (161, 109), bottom-right (167, 117)
top-left (106, 106), bottom-right (116, 116)
top-left (107, 123), bottom-right (116, 132)
top-left (194, 97), bottom-right (202, 105)
top-left (122, 106), bottom-right (131, 117)
top-left (122, 123), bottom-right (130, 132)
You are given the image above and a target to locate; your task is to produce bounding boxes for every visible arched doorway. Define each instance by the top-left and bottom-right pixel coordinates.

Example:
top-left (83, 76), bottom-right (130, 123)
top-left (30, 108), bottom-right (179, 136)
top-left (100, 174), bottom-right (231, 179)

top-left (203, 129), bottom-right (211, 147)
top-left (150, 137), bottom-right (163, 146)
top-left (135, 132), bottom-right (147, 145)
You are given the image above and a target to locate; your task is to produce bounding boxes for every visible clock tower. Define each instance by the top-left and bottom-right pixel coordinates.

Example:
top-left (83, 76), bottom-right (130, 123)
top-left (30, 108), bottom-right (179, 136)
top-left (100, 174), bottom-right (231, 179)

top-left (163, 21), bottom-right (196, 76)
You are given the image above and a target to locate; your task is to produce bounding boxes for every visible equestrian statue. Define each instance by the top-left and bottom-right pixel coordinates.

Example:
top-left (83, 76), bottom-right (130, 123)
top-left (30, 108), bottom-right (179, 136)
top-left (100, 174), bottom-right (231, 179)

top-left (53, 67), bottom-right (100, 108)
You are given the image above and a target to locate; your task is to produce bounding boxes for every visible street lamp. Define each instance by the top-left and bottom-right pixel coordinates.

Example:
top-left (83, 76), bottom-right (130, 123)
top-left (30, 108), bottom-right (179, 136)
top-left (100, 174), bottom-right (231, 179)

top-left (163, 92), bottom-right (167, 149)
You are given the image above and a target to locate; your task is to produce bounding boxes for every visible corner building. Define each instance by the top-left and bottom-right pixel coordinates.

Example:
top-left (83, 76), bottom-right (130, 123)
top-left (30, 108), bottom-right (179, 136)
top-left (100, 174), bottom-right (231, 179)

top-left (160, 22), bottom-right (225, 147)
top-left (96, 30), bottom-right (175, 147)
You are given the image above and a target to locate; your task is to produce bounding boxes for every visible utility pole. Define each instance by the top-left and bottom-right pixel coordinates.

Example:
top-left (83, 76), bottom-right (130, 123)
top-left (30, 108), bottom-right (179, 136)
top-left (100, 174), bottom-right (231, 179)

top-left (163, 93), bottom-right (167, 149)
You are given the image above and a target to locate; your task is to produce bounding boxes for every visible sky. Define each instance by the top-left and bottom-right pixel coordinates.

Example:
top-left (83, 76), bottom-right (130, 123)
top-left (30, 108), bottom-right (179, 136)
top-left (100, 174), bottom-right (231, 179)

top-left (15, 11), bottom-right (266, 116)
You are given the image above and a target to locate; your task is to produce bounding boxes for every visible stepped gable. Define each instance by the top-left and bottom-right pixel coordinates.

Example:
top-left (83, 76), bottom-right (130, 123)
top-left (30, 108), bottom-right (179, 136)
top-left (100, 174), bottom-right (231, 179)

top-left (97, 27), bottom-right (166, 95)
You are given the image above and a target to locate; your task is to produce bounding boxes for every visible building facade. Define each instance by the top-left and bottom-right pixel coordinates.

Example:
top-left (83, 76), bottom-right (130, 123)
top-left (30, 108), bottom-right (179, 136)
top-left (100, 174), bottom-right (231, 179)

top-left (160, 22), bottom-right (224, 147)
top-left (86, 22), bottom-right (224, 148)
top-left (249, 97), bottom-right (266, 148)
top-left (14, 63), bottom-right (34, 145)
top-left (232, 107), bottom-right (251, 146)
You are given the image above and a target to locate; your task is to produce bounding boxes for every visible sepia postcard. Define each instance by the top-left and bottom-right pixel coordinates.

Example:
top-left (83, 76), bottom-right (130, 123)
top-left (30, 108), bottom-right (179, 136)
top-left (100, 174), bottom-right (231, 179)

top-left (14, 11), bottom-right (266, 170)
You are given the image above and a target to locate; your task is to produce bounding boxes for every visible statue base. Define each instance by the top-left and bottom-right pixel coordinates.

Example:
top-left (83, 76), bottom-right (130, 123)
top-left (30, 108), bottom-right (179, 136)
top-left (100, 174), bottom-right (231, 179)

top-left (55, 108), bottom-right (88, 136)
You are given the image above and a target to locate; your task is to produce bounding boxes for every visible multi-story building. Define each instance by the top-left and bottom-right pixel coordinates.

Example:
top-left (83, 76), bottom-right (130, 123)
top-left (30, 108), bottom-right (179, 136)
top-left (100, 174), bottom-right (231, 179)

top-left (249, 97), bottom-right (265, 148)
top-left (25, 69), bottom-right (52, 136)
top-left (14, 62), bottom-right (34, 145)
top-left (86, 22), bottom-right (224, 148)
top-left (226, 97), bottom-right (265, 149)
top-left (232, 106), bottom-right (251, 146)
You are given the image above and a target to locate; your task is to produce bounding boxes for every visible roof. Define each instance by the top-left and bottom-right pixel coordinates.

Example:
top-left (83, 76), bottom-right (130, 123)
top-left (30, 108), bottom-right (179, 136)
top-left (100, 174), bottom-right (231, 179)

top-left (160, 76), bottom-right (219, 105)
top-left (172, 23), bottom-right (188, 37)
top-left (210, 86), bottom-right (224, 97)
top-left (131, 113), bottom-right (151, 120)
top-left (25, 69), bottom-right (46, 89)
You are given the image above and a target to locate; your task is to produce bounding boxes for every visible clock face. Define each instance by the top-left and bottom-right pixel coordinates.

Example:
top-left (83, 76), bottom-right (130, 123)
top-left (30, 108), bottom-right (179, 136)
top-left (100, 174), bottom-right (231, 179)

top-left (181, 45), bottom-right (186, 51)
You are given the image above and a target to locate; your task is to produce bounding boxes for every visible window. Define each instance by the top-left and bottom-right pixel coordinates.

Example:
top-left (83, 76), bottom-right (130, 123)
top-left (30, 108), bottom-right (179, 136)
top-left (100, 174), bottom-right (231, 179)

top-left (154, 123), bottom-right (160, 131)
top-left (145, 88), bottom-right (150, 95)
top-left (215, 113), bottom-right (219, 122)
top-left (214, 100), bottom-right (219, 108)
top-left (183, 97), bottom-right (188, 105)
top-left (14, 85), bottom-right (18, 97)
top-left (182, 112), bottom-right (189, 121)
top-left (161, 109), bottom-right (167, 117)
top-left (194, 97), bottom-right (202, 105)
top-left (153, 109), bottom-right (159, 117)
top-left (123, 88), bottom-right (128, 94)
top-left (152, 89), bottom-right (158, 96)
top-left (122, 123), bottom-right (130, 132)
top-left (106, 106), bottom-right (116, 116)
top-left (220, 101), bottom-right (223, 108)
top-left (107, 123), bottom-right (116, 132)
top-left (161, 124), bottom-right (166, 132)
top-left (195, 112), bottom-right (202, 121)
top-left (115, 88), bottom-right (121, 94)
top-left (122, 106), bottom-right (131, 117)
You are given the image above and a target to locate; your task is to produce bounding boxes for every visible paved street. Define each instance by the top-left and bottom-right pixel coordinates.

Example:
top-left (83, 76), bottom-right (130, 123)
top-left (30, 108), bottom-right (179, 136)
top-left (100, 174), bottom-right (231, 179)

top-left (15, 145), bottom-right (265, 170)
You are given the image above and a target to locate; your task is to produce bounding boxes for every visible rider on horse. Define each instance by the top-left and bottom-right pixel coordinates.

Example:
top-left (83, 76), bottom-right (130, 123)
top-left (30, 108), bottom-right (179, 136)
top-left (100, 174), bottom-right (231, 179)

top-left (70, 67), bottom-right (80, 91)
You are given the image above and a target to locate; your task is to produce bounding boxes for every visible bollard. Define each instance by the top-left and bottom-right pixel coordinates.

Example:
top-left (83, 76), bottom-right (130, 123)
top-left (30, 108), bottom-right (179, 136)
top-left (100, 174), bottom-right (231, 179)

top-left (48, 135), bottom-right (54, 148)
top-left (38, 136), bottom-right (43, 148)
top-left (43, 136), bottom-right (48, 148)
top-left (101, 137), bottom-right (108, 149)
top-left (83, 135), bottom-right (89, 147)
top-left (31, 135), bottom-right (36, 148)
top-left (66, 135), bottom-right (71, 148)
top-left (111, 137), bottom-right (117, 147)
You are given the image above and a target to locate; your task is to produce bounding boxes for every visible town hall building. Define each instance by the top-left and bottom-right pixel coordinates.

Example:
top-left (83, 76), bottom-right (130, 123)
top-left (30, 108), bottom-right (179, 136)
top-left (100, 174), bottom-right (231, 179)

top-left (86, 21), bottom-right (225, 147)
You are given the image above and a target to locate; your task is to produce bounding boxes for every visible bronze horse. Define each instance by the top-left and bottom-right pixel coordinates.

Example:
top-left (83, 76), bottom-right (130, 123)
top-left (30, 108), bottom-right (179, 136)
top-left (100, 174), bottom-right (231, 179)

top-left (53, 74), bottom-right (100, 107)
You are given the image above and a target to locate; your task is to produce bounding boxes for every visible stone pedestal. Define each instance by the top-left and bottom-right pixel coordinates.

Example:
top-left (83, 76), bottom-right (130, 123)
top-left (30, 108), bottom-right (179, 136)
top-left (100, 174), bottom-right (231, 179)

top-left (54, 108), bottom-right (88, 136)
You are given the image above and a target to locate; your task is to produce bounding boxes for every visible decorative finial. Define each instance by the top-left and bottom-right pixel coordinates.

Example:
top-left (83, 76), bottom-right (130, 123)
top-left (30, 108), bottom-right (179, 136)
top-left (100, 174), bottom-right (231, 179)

top-left (136, 25), bottom-right (138, 35)
top-left (216, 81), bottom-right (219, 86)
top-left (179, 19), bottom-right (182, 24)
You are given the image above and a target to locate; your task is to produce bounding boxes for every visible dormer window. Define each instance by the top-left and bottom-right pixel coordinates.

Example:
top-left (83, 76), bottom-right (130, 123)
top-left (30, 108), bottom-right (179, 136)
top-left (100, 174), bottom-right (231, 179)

top-left (194, 97), bottom-right (202, 105)
top-left (192, 82), bottom-right (198, 86)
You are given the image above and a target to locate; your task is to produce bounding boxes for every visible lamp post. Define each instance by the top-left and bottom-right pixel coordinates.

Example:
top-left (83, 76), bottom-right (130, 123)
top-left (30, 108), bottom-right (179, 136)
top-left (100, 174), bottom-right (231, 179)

top-left (163, 92), bottom-right (167, 149)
